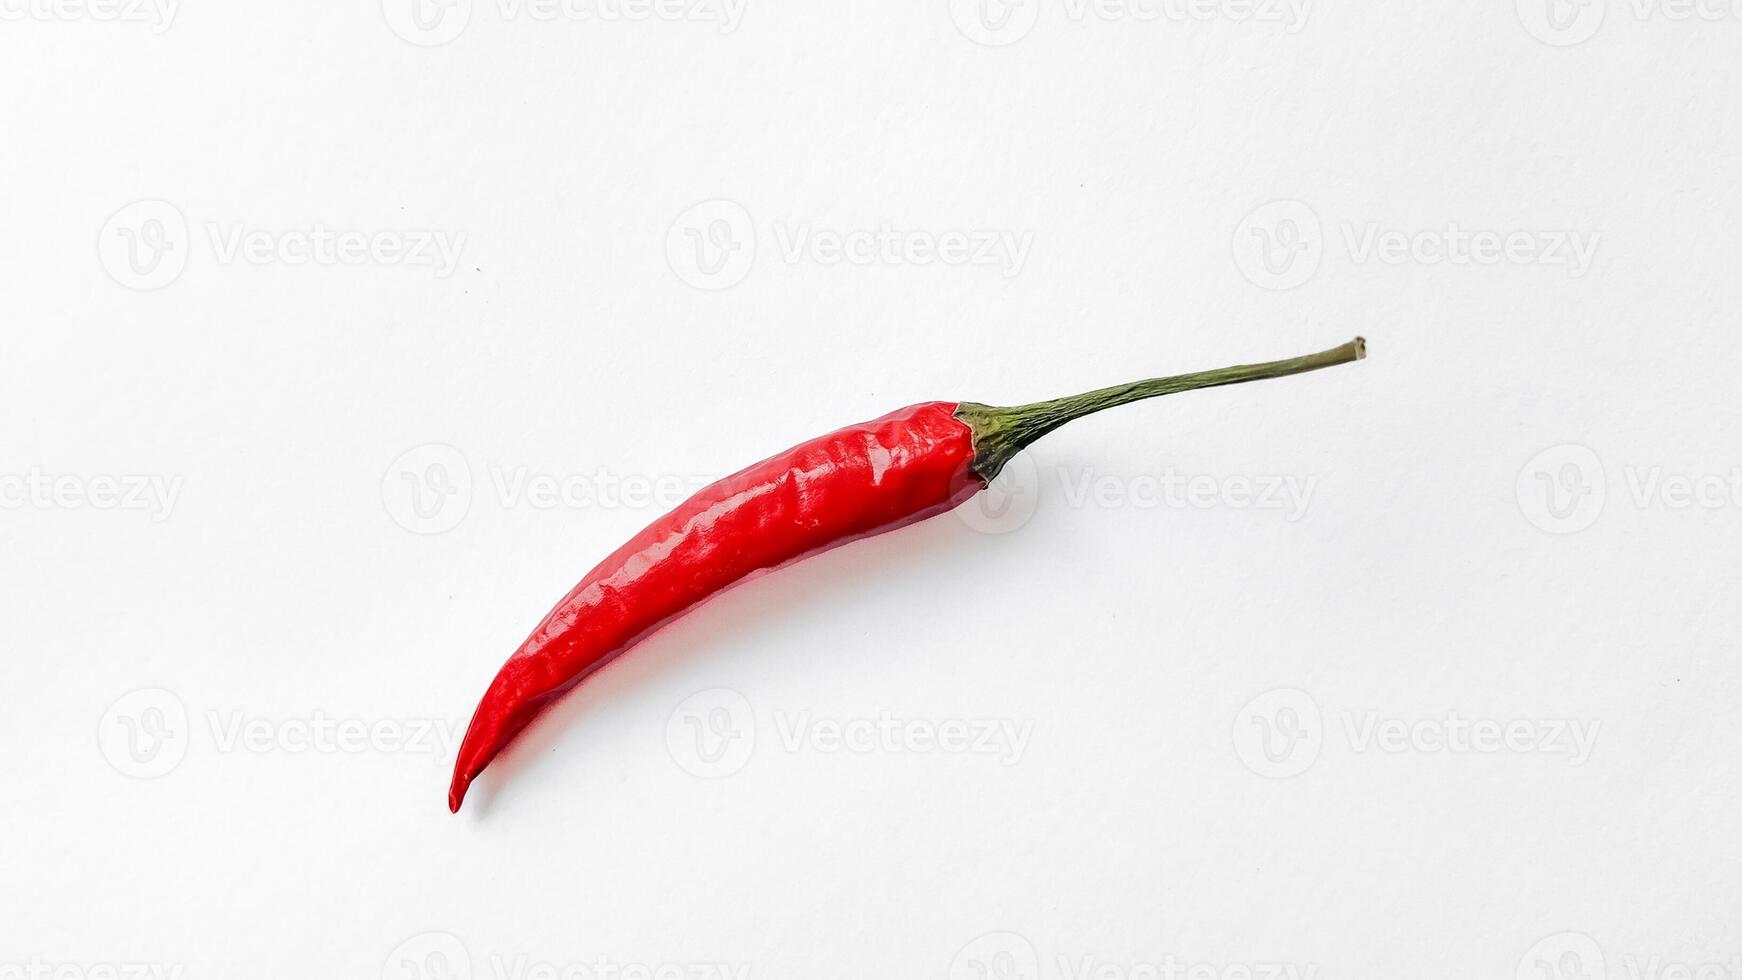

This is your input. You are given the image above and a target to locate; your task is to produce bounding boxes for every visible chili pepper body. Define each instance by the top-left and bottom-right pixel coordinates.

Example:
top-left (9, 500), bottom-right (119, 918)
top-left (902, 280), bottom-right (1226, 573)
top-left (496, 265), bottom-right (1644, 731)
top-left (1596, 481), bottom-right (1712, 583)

top-left (449, 338), bottom-right (1366, 812)
top-left (448, 401), bottom-right (981, 812)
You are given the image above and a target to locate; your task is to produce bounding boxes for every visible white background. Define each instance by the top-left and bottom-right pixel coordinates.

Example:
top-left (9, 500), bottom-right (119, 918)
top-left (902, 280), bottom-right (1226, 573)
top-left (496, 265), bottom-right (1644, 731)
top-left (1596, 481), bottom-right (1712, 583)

top-left (3, 1), bottom-right (1739, 978)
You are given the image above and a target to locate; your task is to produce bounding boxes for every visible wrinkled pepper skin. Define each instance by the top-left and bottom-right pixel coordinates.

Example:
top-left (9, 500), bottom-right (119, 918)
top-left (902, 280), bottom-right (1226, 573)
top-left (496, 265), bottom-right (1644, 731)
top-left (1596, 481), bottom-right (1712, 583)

top-left (449, 338), bottom-right (1368, 811)
top-left (449, 401), bottom-right (980, 811)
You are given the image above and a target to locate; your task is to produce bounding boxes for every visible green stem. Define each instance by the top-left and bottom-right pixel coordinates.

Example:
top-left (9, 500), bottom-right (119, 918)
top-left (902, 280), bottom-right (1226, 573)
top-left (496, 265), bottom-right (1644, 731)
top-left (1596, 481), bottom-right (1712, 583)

top-left (955, 337), bottom-right (1367, 480)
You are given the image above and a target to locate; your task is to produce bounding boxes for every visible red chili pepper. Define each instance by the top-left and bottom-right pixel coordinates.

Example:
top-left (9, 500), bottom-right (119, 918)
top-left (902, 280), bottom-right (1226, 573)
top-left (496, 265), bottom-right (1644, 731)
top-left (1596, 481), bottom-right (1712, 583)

top-left (449, 338), bottom-right (1366, 811)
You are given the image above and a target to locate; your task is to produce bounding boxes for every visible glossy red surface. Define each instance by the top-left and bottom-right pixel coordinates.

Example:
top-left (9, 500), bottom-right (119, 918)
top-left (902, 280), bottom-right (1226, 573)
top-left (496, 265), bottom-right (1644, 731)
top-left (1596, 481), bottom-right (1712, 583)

top-left (449, 401), bottom-right (981, 811)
